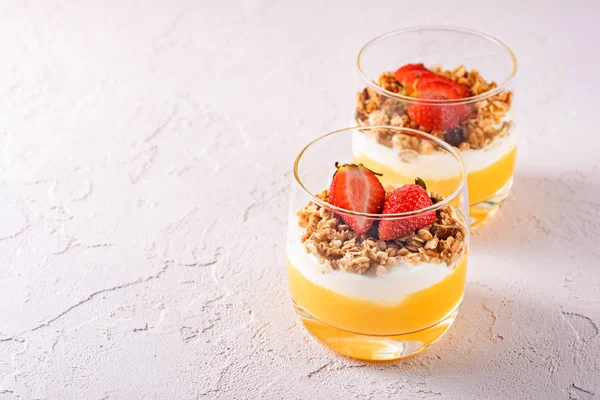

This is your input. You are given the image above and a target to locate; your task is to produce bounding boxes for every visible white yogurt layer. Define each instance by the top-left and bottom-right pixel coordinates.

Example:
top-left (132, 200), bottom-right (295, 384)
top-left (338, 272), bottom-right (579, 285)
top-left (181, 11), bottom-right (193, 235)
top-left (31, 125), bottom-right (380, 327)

top-left (287, 215), bottom-right (454, 306)
top-left (351, 124), bottom-right (517, 180)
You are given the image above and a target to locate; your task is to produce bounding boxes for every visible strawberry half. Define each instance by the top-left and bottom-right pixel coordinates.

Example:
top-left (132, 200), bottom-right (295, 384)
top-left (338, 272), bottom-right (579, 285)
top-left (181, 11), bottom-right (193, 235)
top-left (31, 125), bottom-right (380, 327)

top-left (407, 93), bottom-right (472, 131)
top-left (328, 163), bottom-right (386, 234)
top-left (378, 179), bottom-right (436, 241)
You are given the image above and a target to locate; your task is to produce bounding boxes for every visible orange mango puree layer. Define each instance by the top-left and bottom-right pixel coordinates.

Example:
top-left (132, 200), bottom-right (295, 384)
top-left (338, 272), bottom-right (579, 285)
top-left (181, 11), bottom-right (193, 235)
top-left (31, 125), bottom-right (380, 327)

top-left (353, 145), bottom-right (517, 205)
top-left (287, 257), bottom-right (467, 336)
top-left (466, 145), bottom-right (516, 204)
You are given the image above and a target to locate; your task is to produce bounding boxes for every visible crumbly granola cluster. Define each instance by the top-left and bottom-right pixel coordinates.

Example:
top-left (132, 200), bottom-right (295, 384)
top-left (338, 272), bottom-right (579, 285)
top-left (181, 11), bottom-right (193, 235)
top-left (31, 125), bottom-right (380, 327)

top-left (355, 65), bottom-right (513, 151)
top-left (296, 190), bottom-right (466, 275)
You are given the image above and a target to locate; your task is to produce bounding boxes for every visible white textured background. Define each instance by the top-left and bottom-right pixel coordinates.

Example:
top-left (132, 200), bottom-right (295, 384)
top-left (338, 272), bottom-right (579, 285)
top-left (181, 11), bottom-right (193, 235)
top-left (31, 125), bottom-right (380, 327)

top-left (0, 1), bottom-right (599, 399)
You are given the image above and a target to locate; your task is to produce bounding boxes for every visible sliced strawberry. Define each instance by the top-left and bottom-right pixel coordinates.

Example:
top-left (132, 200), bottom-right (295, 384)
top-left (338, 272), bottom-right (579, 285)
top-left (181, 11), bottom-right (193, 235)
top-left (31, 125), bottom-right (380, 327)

top-left (328, 163), bottom-right (386, 234)
top-left (417, 75), bottom-right (472, 98)
top-left (378, 180), bottom-right (436, 241)
top-left (444, 78), bottom-right (471, 98)
top-left (394, 63), bottom-right (429, 83)
top-left (394, 65), bottom-right (436, 95)
top-left (394, 63), bottom-right (472, 98)
top-left (402, 70), bottom-right (438, 95)
top-left (407, 94), bottom-right (472, 131)
top-left (416, 80), bottom-right (461, 99)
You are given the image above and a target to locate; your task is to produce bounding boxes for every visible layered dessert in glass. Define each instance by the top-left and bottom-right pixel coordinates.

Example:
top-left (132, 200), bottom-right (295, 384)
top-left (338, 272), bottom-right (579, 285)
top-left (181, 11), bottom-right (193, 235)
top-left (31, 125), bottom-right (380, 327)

top-left (287, 126), bottom-right (469, 361)
top-left (353, 27), bottom-right (517, 228)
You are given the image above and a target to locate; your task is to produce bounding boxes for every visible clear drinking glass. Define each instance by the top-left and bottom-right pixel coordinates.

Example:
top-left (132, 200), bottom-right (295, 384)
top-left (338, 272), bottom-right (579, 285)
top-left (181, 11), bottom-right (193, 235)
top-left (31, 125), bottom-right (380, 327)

top-left (287, 126), bottom-right (469, 361)
top-left (354, 26), bottom-right (517, 228)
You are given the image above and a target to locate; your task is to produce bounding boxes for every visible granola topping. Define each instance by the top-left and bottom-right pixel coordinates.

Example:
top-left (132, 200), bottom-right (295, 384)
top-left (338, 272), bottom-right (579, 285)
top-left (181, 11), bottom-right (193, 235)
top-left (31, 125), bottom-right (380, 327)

top-left (296, 190), bottom-right (466, 275)
top-left (355, 65), bottom-right (513, 151)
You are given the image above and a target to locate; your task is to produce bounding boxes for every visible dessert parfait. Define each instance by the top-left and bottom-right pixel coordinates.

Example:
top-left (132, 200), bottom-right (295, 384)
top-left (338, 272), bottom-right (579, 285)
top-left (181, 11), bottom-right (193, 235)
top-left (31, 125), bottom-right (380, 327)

top-left (287, 127), bottom-right (469, 361)
top-left (353, 27), bottom-right (517, 228)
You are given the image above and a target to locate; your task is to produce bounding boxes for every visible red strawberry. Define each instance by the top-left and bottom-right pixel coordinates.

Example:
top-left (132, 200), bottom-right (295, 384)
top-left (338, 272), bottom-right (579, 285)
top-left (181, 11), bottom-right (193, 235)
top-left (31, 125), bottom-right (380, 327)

top-left (394, 63), bottom-right (428, 82)
top-left (407, 94), bottom-right (472, 131)
top-left (416, 75), bottom-right (471, 98)
top-left (443, 77), bottom-right (471, 98)
top-left (416, 80), bottom-right (461, 99)
top-left (394, 64), bottom-right (435, 95)
top-left (394, 64), bottom-right (472, 98)
top-left (328, 163), bottom-right (386, 234)
top-left (378, 180), bottom-right (436, 241)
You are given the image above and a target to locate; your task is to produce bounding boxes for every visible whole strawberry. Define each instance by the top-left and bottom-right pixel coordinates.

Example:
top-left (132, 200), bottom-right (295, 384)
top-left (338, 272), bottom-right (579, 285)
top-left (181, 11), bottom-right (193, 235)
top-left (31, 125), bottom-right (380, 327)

top-left (329, 163), bottom-right (386, 234)
top-left (378, 179), bottom-right (436, 241)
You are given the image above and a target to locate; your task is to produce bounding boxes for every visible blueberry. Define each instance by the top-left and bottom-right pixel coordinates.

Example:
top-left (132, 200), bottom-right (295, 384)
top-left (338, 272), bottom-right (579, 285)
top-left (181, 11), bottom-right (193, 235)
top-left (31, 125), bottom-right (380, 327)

top-left (444, 127), bottom-right (465, 147)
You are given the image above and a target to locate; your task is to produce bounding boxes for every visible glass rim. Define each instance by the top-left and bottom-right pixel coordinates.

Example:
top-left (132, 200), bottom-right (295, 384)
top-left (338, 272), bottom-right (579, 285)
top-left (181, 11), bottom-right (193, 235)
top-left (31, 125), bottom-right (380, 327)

top-left (293, 126), bottom-right (467, 219)
top-left (356, 25), bottom-right (518, 105)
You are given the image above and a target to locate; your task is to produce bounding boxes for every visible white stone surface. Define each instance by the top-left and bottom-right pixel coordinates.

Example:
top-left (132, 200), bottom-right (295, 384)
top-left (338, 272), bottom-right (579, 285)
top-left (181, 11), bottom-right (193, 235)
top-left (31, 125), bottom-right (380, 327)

top-left (0, 1), bottom-right (599, 399)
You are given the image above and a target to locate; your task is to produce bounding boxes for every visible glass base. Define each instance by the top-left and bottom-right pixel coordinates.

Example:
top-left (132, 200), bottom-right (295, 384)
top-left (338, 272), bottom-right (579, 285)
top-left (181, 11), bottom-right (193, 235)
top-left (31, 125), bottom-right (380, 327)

top-left (469, 178), bottom-right (513, 230)
top-left (293, 300), bottom-right (460, 361)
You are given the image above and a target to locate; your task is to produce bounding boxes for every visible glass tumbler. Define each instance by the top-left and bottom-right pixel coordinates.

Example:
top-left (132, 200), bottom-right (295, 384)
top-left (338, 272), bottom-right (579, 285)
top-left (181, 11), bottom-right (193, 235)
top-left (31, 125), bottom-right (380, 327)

top-left (287, 126), bottom-right (469, 361)
top-left (354, 26), bottom-right (517, 229)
